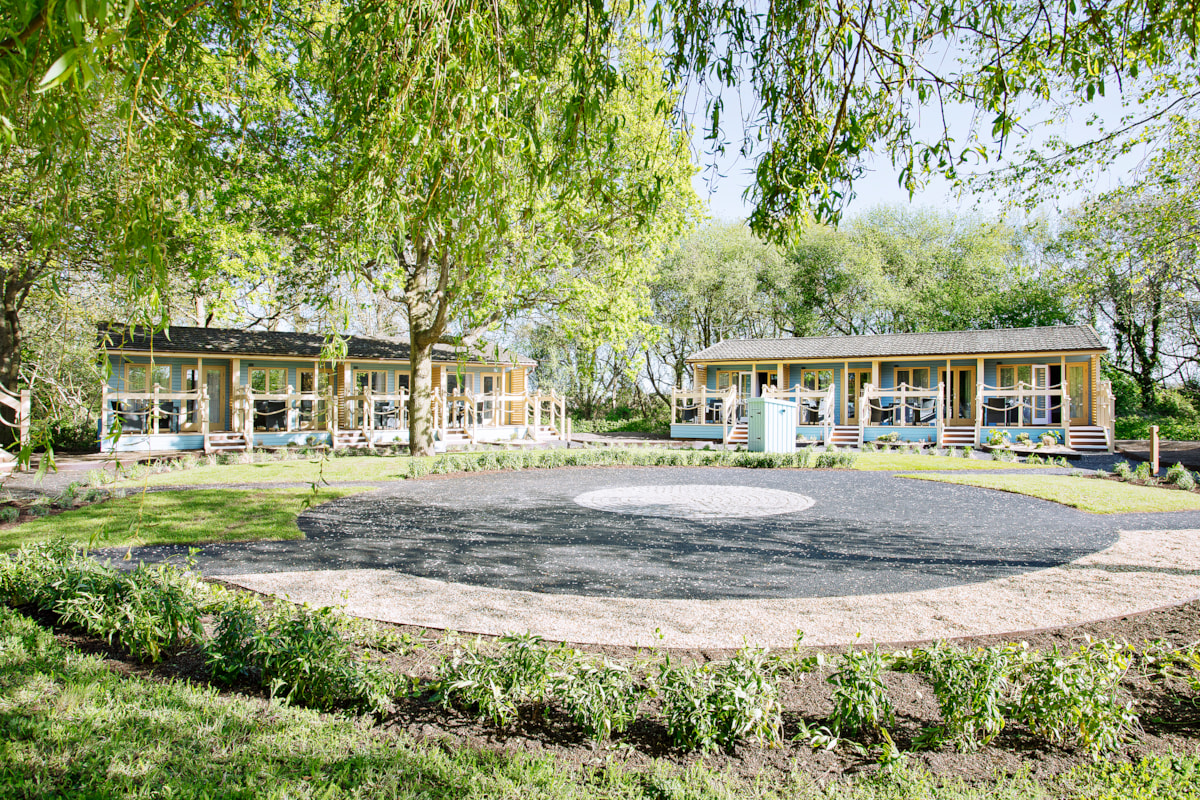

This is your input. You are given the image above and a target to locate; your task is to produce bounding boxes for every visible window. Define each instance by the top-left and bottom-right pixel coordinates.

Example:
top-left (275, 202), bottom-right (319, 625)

top-left (250, 367), bottom-right (287, 393)
top-left (998, 365), bottom-right (1034, 388)
top-left (446, 371), bottom-right (473, 394)
top-left (894, 367), bottom-right (930, 389)
top-left (715, 370), bottom-right (737, 390)
top-left (355, 370), bottom-right (387, 393)
top-left (395, 372), bottom-right (410, 392)
top-left (125, 363), bottom-right (171, 392)
top-left (799, 369), bottom-right (833, 391)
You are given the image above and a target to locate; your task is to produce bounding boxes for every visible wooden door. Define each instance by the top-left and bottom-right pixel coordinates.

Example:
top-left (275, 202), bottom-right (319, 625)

top-left (846, 370), bottom-right (871, 423)
top-left (938, 367), bottom-right (975, 426)
top-left (1067, 363), bottom-right (1088, 425)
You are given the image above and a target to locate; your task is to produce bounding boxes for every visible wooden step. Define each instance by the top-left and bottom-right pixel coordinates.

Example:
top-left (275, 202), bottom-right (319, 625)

top-left (941, 426), bottom-right (976, 446)
top-left (1069, 426), bottom-right (1110, 451)
top-left (204, 432), bottom-right (248, 453)
top-left (726, 423), bottom-right (748, 444)
top-left (828, 426), bottom-right (860, 444)
top-left (333, 431), bottom-right (371, 449)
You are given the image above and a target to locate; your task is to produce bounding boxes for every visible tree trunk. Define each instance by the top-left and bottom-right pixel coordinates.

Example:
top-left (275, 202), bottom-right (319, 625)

top-left (0, 272), bottom-right (27, 447)
top-left (407, 332), bottom-right (437, 457)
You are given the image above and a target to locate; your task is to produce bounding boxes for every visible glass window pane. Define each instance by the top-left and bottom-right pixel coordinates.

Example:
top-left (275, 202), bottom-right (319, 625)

top-left (269, 368), bottom-right (287, 393)
top-left (250, 369), bottom-right (266, 392)
top-left (128, 366), bottom-right (147, 392)
top-left (1017, 365), bottom-right (1032, 386)
top-left (396, 373), bottom-right (410, 390)
top-left (999, 367), bottom-right (1015, 388)
top-left (896, 369), bottom-right (909, 388)
top-left (912, 368), bottom-right (930, 389)
top-left (151, 365), bottom-right (171, 389)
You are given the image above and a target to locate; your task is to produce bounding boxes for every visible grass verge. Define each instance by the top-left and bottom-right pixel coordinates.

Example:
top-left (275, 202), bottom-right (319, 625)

top-left (851, 453), bottom-right (1052, 471)
top-left (0, 488), bottom-right (362, 551)
top-left (119, 450), bottom-right (1055, 488)
top-left (4, 606), bottom-right (1200, 799)
top-left (897, 473), bottom-right (1200, 513)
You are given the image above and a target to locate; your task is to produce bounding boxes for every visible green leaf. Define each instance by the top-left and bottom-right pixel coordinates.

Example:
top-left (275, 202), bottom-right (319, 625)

top-left (36, 49), bottom-right (80, 94)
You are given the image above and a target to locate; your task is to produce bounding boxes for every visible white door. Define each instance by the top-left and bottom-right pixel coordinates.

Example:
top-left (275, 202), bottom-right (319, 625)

top-left (1032, 365), bottom-right (1049, 425)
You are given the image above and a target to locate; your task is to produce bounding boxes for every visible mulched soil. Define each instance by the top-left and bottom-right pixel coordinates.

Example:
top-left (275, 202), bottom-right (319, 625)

top-left (29, 585), bottom-right (1200, 786)
top-left (1119, 440), bottom-right (1200, 471)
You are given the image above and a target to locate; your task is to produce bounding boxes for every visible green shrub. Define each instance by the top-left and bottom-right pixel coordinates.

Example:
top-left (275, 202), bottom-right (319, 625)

top-left (1155, 388), bottom-right (1198, 420)
top-left (1015, 432), bottom-right (1032, 446)
top-left (986, 429), bottom-right (1009, 447)
top-left (0, 506), bottom-right (18, 523)
top-left (1113, 461), bottom-right (1133, 479)
top-left (204, 593), bottom-right (264, 684)
top-left (1166, 463), bottom-right (1197, 490)
top-left (814, 450), bottom-right (856, 468)
top-left (256, 603), bottom-right (395, 714)
top-left (911, 644), bottom-right (1016, 751)
top-left (552, 655), bottom-right (643, 742)
top-left (657, 647), bottom-right (783, 752)
top-left (1134, 461), bottom-right (1154, 482)
top-left (1026, 454), bottom-right (1044, 465)
top-left (1115, 415), bottom-right (1200, 441)
top-left (435, 632), bottom-right (562, 726)
top-left (827, 647), bottom-right (894, 740)
top-left (1011, 639), bottom-right (1139, 756)
top-left (1094, 468), bottom-right (1110, 479)
top-left (0, 541), bottom-right (209, 662)
top-left (52, 483), bottom-right (80, 509)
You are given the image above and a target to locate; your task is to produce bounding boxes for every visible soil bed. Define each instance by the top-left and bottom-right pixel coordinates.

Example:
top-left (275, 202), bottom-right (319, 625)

top-left (35, 587), bottom-right (1200, 786)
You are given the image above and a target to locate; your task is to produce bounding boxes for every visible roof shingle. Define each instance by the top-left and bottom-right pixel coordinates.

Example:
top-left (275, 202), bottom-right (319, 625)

top-left (98, 324), bottom-right (535, 366)
top-left (689, 325), bottom-right (1105, 362)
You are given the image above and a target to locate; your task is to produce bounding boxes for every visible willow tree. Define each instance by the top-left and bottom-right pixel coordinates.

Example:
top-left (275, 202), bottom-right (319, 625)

top-left (324, 3), bottom-right (695, 455)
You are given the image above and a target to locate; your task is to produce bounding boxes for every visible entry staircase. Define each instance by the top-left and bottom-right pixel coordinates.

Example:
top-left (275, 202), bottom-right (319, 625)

top-left (828, 426), bottom-right (860, 447)
top-left (940, 426), bottom-right (977, 448)
top-left (333, 430), bottom-right (372, 449)
top-left (726, 422), bottom-right (748, 446)
top-left (1068, 425), bottom-right (1111, 452)
top-left (204, 432), bottom-right (249, 454)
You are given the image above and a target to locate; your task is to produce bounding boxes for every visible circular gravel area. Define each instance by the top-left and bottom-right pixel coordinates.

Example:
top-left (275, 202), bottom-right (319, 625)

top-left (115, 467), bottom-right (1200, 601)
top-left (572, 484), bottom-right (815, 519)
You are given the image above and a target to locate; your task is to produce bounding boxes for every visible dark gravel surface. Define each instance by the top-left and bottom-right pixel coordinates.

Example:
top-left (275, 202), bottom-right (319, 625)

top-left (104, 467), bottom-right (1200, 600)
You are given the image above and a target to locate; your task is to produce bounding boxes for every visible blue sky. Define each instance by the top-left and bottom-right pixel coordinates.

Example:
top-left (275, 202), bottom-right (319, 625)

top-left (688, 90), bottom-right (1153, 224)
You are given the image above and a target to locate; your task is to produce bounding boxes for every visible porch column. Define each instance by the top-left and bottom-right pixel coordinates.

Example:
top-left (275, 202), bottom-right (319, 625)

top-left (945, 358), bottom-right (951, 422)
top-left (197, 357), bottom-right (205, 435)
top-left (1061, 354), bottom-right (1070, 444)
top-left (230, 358), bottom-right (241, 432)
top-left (871, 360), bottom-right (880, 387)
top-left (975, 357), bottom-right (985, 446)
top-left (843, 360), bottom-right (850, 425)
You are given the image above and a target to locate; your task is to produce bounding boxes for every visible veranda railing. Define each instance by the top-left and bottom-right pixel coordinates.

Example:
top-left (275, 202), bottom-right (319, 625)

top-left (859, 382), bottom-right (945, 444)
top-left (0, 383), bottom-right (32, 446)
top-left (973, 381), bottom-right (1068, 443)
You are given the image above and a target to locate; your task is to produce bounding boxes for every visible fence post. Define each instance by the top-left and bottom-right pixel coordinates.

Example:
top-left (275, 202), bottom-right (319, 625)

top-left (200, 385), bottom-right (210, 437)
top-left (1150, 425), bottom-right (1160, 477)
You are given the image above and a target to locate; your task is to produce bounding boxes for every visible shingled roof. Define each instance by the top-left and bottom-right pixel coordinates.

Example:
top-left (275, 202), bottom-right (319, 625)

top-left (689, 325), bottom-right (1105, 362)
top-left (98, 324), bottom-right (535, 366)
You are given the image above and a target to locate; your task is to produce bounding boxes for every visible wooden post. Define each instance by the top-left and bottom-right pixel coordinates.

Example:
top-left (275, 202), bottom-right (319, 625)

top-left (1150, 425), bottom-right (1160, 477)
top-left (99, 383), bottom-right (109, 442)
top-left (19, 388), bottom-right (30, 447)
top-left (286, 385), bottom-right (296, 432)
top-left (152, 383), bottom-right (161, 435)
top-left (200, 385), bottom-right (210, 437)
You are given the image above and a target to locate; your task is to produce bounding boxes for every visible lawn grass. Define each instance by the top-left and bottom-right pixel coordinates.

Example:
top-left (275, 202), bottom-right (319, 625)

top-left (898, 473), bottom-right (1200, 513)
top-left (3, 605), bottom-right (1198, 800)
top-left (125, 456), bottom-right (416, 487)
top-left (119, 450), bottom-right (1054, 488)
top-left (850, 452), bottom-right (1053, 471)
top-left (0, 488), bottom-right (363, 551)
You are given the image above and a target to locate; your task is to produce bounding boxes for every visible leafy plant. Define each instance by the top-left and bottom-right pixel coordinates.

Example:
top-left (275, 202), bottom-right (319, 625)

top-left (1015, 432), bottom-right (1032, 445)
top-left (1113, 461), bottom-right (1133, 479)
top-left (657, 648), bottom-right (783, 752)
top-left (435, 632), bottom-right (563, 726)
top-left (204, 592), bottom-right (265, 684)
top-left (1134, 462), bottom-right (1154, 482)
top-left (552, 654), bottom-right (643, 741)
top-left (256, 603), bottom-right (395, 714)
top-left (0, 541), bottom-right (210, 662)
top-left (827, 647), bottom-right (895, 741)
top-left (911, 644), bottom-right (1016, 751)
top-left (1011, 639), bottom-right (1139, 756)
top-left (0, 506), bottom-right (18, 523)
top-left (985, 429), bottom-right (1009, 446)
top-left (1026, 453), bottom-right (1044, 465)
top-left (1166, 463), bottom-right (1196, 490)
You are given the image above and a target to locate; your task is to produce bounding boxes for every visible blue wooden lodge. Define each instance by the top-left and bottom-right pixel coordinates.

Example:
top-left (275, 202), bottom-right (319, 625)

top-left (669, 325), bottom-right (1114, 452)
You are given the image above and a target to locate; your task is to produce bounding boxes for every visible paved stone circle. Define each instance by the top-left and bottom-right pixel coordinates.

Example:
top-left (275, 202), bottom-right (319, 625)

top-left (572, 484), bottom-right (815, 520)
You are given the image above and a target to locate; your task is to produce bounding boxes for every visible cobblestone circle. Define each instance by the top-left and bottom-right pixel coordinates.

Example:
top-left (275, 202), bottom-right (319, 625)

top-left (572, 484), bottom-right (816, 520)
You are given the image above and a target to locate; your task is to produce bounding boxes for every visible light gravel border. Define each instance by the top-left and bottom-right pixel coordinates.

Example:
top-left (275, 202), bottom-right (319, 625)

top-left (223, 526), bottom-right (1200, 648)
